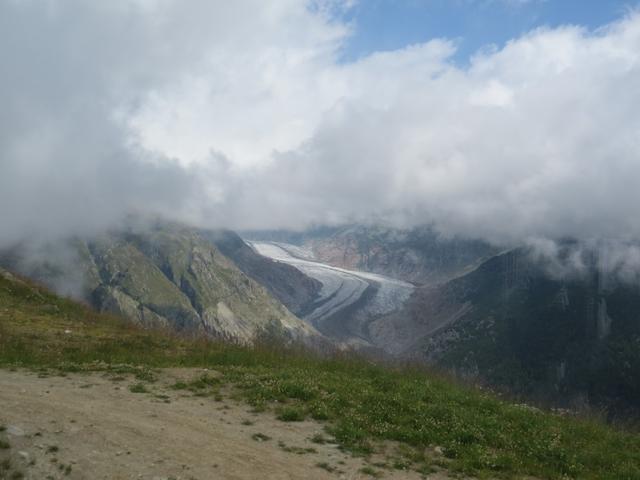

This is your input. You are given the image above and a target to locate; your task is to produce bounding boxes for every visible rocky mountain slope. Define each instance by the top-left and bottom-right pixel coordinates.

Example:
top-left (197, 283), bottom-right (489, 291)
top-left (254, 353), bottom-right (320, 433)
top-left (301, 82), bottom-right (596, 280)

top-left (0, 224), bottom-right (321, 345)
top-left (204, 230), bottom-right (322, 317)
top-left (378, 247), bottom-right (640, 413)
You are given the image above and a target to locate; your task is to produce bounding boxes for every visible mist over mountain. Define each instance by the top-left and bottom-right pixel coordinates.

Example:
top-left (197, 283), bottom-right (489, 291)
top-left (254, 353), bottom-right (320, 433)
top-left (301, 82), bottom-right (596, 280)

top-left (2, 1), bottom-right (640, 263)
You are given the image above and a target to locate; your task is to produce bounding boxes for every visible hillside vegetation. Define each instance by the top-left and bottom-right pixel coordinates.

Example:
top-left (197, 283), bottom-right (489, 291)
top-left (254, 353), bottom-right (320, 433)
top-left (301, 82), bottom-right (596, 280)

top-left (1, 269), bottom-right (639, 479)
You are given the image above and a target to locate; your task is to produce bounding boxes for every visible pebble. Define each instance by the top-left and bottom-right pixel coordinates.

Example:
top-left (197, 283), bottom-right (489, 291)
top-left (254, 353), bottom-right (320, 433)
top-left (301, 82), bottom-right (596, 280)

top-left (7, 425), bottom-right (25, 436)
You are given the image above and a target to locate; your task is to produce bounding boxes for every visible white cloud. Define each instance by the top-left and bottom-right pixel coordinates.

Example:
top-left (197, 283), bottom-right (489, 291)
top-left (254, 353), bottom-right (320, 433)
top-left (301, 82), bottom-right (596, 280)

top-left (1, 1), bottom-right (640, 251)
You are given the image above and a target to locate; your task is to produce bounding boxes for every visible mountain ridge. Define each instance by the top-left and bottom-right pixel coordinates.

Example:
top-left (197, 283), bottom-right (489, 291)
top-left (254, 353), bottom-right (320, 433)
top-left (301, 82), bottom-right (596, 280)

top-left (0, 223), bottom-right (323, 346)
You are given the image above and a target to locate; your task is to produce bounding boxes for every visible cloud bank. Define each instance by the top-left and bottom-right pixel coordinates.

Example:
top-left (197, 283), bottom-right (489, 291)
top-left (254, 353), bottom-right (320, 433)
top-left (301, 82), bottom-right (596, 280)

top-left (2, 1), bottom-right (640, 250)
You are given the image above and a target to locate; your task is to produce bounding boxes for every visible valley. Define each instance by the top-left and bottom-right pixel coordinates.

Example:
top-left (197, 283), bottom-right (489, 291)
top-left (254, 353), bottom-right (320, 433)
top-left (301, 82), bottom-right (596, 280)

top-left (4, 223), bottom-right (640, 415)
top-left (247, 241), bottom-right (414, 348)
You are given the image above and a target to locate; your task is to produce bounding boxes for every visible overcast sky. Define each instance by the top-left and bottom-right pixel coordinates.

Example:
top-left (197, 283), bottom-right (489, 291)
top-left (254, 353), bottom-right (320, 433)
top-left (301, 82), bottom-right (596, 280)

top-left (1, 0), bottom-right (640, 249)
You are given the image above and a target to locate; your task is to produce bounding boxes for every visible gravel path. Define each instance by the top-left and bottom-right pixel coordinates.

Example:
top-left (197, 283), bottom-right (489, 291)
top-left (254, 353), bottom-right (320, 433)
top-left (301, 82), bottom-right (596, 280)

top-left (0, 368), bottom-right (437, 480)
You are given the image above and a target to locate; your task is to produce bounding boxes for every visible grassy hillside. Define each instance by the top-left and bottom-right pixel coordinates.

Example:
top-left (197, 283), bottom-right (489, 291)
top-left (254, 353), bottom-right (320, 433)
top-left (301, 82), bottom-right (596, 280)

top-left (1, 269), bottom-right (639, 479)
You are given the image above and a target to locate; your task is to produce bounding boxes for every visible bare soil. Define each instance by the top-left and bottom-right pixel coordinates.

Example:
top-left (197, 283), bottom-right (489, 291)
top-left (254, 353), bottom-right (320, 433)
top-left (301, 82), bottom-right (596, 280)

top-left (0, 368), bottom-right (450, 480)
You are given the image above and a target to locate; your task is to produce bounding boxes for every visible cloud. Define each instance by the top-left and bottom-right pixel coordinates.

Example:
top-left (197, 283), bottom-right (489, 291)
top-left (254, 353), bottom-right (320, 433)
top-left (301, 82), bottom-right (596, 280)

top-left (1, 1), bottom-right (640, 254)
top-left (526, 237), bottom-right (640, 285)
top-left (0, 0), bottom-right (350, 246)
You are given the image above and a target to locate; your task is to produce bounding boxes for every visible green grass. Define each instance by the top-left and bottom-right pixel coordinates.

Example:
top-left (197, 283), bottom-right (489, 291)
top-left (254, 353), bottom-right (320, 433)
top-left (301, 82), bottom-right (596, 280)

top-left (359, 466), bottom-right (383, 478)
top-left (1, 272), bottom-right (640, 479)
top-left (128, 383), bottom-right (149, 394)
top-left (276, 406), bottom-right (306, 422)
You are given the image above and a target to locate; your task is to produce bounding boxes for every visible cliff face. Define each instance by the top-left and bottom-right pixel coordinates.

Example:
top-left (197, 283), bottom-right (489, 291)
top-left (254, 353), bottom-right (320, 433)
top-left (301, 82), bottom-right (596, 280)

top-left (2, 224), bottom-right (322, 345)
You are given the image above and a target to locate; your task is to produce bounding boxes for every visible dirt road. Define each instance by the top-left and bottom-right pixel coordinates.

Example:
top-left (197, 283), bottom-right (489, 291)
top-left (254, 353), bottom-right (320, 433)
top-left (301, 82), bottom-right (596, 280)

top-left (0, 368), bottom-right (439, 480)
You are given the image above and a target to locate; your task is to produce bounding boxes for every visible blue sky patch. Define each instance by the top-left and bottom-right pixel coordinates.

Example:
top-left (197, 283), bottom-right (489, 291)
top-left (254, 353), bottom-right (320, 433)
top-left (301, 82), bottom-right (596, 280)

top-left (339, 0), bottom-right (634, 63)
